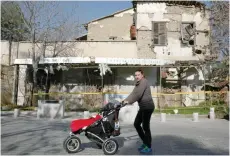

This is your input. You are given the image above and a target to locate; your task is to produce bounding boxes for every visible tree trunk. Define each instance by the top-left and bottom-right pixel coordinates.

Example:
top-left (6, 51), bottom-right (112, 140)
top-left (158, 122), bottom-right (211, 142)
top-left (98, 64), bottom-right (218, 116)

top-left (8, 36), bottom-right (12, 65)
top-left (45, 72), bottom-right (51, 100)
top-left (30, 28), bottom-right (38, 106)
top-left (177, 67), bottom-right (183, 107)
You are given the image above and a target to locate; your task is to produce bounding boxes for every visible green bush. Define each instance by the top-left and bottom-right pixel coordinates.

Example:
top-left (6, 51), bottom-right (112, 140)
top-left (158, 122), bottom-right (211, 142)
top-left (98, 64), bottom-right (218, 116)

top-left (199, 100), bottom-right (229, 119)
top-left (199, 100), bottom-right (226, 107)
top-left (214, 106), bottom-right (229, 119)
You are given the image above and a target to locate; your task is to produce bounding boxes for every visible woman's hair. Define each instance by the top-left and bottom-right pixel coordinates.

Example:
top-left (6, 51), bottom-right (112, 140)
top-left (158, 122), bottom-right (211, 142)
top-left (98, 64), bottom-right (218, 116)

top-left (135, 69), bottom-right (145, 77)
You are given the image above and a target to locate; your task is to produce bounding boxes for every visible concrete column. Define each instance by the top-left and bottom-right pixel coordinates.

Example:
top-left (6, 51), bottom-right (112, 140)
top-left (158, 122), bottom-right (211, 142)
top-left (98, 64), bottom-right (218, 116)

top-left (193, 112), bottom-right (199, 122)
top-left (160, 113), bottom-right (166, 122)
top-left (84, 111), bottom-right (90, 119)
top-left (209, 107), bottom-right (215, 120)
top-left (14, 109), bottom-right (20, 118)
top-left (17, 65), bottom-right (27, 106)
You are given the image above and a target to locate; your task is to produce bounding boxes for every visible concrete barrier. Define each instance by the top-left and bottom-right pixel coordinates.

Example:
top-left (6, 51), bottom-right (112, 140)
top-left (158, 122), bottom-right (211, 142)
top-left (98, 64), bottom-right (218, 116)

top-left (160, 113), bottom-right (166, 122)
top-left (209, 107), bottom-right (215, 120)
top-left (193, 112), bottom-right (199, 122)
top-left (210, 107), bottom-right (215, 113)
top-left (37, 100), bottom-right (64, 119)
top-left (83, 111), bottom-right (90, 119)
top-left (14, 109), bottom-right (20, 118)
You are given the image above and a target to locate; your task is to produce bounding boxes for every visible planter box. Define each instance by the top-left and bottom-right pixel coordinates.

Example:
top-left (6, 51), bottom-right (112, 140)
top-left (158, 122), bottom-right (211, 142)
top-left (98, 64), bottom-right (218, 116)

top-left (1, 106), bottom-right (11, 111)
top-left (37, 100), bottom-right (64, 119)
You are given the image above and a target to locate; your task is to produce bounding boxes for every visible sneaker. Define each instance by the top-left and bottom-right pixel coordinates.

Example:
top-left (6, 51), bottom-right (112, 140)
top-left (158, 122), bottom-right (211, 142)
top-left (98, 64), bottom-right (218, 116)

top-left (138, 144), bottom-right (146, 151)
top-left (139, 146), bottom-right (152, 154)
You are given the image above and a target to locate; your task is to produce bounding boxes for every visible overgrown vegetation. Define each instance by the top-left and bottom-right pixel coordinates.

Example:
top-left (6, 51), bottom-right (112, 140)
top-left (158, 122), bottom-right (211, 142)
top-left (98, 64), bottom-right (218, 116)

top-left (1, 104), bottom-right (35, 111)
top-left (155, 99), bottom-right (229, 120)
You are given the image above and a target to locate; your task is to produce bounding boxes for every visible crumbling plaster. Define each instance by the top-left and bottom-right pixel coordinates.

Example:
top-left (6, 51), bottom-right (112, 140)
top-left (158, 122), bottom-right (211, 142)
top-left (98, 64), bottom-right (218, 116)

top-left (87, 9), bottom-right (134, 41)
top-left (135, 2), bottom-right (210, 60)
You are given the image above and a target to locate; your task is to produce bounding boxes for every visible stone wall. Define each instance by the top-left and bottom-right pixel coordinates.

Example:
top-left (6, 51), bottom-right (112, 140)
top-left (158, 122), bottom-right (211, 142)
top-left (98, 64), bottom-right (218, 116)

top-left (1, 65), bottom-right (14, 104)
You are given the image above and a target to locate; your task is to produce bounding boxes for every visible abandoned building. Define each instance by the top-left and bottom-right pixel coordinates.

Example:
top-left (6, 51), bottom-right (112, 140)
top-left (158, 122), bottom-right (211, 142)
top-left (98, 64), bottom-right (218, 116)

top-left (1, 0), bottom-right (213, 109)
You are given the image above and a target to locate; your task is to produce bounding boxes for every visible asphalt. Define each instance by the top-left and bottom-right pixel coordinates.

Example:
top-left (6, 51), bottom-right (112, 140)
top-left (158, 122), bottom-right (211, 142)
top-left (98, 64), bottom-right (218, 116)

top-left (1, 115), bottom-right (229, 155)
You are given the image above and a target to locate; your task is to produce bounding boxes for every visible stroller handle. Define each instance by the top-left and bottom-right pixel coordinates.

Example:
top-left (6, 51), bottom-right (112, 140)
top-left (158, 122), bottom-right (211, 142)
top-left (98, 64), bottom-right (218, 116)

top-left (100, 102), bottom-right (127, 113)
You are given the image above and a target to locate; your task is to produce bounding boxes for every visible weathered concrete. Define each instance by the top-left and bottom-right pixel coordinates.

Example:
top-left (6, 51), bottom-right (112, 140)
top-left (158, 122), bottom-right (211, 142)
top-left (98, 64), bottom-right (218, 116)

top-left (2, 41), bottom-right (138, 61)
top-left (87, 8), bottom-right (134, 41)
top-left (17, 65), bottom-right (27, 106)
top-left (37, 100), bottom-right (64, 119)
top-left (1, 65), bottom-right (14, 105)
top-left (135, 2), bottom-right (210, 60)
top-left (136, 30), bottom-right (156, 58)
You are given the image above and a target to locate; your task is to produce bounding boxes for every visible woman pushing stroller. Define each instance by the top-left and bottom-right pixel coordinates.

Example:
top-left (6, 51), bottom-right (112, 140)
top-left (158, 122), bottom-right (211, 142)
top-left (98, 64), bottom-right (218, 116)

top-left (122, 69), bottom-right (155, 154)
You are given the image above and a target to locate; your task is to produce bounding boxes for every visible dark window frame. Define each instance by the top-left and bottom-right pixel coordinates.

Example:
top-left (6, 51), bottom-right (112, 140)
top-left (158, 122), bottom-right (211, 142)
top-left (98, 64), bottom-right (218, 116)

top-left (152, 21), bottom-right (168, 46)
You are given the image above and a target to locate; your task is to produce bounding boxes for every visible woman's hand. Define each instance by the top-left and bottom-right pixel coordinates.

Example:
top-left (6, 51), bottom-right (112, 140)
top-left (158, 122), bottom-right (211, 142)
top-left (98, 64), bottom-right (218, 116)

top-left (121, 100), bottom-right (129, 105)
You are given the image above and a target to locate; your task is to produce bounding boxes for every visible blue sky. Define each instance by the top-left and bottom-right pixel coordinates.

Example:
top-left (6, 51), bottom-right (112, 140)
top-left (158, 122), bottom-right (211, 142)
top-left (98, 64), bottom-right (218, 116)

top-left (62, 1), bottom-right (132, 25)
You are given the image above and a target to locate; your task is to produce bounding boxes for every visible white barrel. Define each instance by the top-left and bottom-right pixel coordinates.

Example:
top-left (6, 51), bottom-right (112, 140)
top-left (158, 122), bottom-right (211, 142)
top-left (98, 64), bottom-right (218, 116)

top-left (14, 109), bottom-right (20, 118)
top-left (83, 111), bottom-right (90, 119)
top-left (210, 107), bottom-right (215, 113)
top-left (209, 111), bottom-right (215, 120)
top-left (173, 109), bottom-right (178, 114)
top-left (160, 113), bottom-right (166, 122)
top-left (193, 112), bottom-right (199, 122)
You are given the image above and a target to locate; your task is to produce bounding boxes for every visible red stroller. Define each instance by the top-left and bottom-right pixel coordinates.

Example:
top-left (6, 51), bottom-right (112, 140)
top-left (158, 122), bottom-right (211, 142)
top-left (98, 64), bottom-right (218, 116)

top-left (63, 101), bottom-right (126, 155)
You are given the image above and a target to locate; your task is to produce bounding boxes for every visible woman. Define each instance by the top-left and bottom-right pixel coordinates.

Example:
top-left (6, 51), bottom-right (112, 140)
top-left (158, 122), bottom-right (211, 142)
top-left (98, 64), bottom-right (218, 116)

top-left (122, 69), bottom-right (155, 154)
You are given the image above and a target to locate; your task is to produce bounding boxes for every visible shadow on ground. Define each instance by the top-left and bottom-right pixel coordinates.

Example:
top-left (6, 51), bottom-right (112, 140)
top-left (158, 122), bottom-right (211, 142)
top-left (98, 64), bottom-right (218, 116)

top-left (117, 135), bottom-right (229, 155)
top-left (81, 136), bottom-right (125, 150)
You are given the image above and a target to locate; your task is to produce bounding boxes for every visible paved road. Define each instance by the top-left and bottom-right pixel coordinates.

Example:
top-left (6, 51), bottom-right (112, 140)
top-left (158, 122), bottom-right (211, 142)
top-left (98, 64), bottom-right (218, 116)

top-left (1, 116), bottom-right (229, 155)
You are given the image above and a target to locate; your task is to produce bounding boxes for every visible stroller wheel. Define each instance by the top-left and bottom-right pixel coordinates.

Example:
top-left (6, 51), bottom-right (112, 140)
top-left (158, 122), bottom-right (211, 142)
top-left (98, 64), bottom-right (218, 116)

top-left (102, 138), bottom-right (119, 155)
top-left (64, 135), bottom-right (81, 153)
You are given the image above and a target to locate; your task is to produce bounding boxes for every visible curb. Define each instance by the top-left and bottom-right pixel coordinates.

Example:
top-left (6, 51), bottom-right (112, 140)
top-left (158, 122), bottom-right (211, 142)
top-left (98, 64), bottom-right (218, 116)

top-left (153, 113), bottom-right (208, 119)
top-left (1, 111), bottom-right (209, 119)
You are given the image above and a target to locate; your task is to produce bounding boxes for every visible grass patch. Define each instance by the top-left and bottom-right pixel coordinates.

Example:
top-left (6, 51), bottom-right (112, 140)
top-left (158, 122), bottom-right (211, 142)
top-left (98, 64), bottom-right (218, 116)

top-left (1, 104), bottom-right (36, 111)
top-left (155, 106), bottom-right (210, 115)
top-left (154, 105), bottom-right (229, 120)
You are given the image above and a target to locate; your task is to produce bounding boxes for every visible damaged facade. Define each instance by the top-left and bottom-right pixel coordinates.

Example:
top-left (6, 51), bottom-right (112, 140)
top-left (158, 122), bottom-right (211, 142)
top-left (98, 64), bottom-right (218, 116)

top-left (133, 0), bottom-right (210, 60)
top-left (132, 0), bottom-right (211, 107)
top-left (1, 0), bottom-right (213, 108)
top-left (84, 8), bottom-right (135, 41)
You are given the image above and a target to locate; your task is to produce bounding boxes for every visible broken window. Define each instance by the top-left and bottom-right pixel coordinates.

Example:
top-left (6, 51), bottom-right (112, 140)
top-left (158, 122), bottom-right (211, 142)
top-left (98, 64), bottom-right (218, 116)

top-left (152, 22), bottom-right (167, 46)
top-left (181, 22), bottom-right (195, 46)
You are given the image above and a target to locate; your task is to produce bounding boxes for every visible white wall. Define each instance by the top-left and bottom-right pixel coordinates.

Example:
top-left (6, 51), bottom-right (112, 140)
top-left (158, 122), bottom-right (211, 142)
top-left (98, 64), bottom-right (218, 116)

top-left (1, 41), bottom-right (10, 65)
top-left (88, 8), bottom-right (134, 41)
top-left (1, 41), bottom-right (138, 65)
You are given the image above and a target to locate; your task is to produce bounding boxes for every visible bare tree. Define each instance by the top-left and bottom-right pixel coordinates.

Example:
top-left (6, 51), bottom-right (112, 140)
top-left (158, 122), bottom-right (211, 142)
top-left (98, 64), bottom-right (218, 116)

top-left (16, 1), bottom-right (84, 105)
top-left (209, 1), bottom-right (229, 81)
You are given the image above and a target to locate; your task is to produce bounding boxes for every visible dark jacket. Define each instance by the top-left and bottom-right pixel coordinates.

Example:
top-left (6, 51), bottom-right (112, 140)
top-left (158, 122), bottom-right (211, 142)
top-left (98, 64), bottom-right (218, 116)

top-left (125, 78), bottom-right (154, 110)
